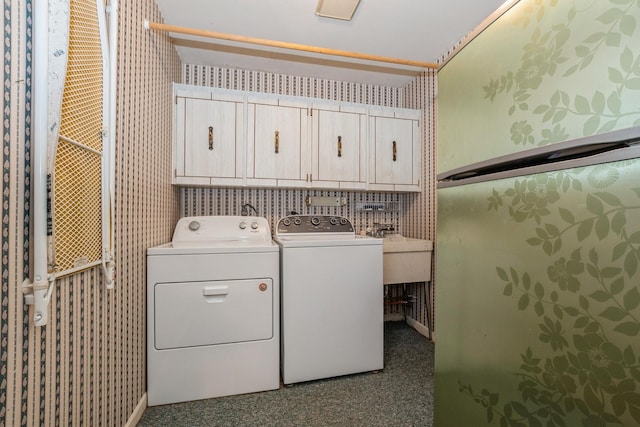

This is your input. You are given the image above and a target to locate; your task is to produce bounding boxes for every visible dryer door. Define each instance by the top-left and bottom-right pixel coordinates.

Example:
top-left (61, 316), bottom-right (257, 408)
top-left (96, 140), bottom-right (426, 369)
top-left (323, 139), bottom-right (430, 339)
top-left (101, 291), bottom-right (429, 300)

top-left (154, 279), bottom-right (273, 350)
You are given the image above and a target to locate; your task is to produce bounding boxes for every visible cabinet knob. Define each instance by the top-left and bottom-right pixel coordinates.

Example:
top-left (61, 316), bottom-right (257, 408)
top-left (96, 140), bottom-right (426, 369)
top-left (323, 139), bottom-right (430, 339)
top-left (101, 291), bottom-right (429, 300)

top-left (392, 140), bottom-right (397, 161)
top-left (337, 135), bottom-right (342, 158)
top-left (208, 126), bottom-right (214, 151)
top-left (275, 130), bottom-right (279, 154)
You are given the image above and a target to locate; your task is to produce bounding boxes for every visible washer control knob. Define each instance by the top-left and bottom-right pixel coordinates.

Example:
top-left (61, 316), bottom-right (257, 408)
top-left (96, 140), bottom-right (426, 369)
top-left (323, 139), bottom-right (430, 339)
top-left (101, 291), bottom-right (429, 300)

top-left (293, 217), bottom-right (302, 226)
top-left (340, 217), bottom-right (348, 225)
top-left (239, 221), bottom-right (247, 230)
top-left (188, 221), bottom-right (200, 231)
top-left (311, 217), bottom-right (321, 226)
top-left (251, 221), bottom-right (259, 230)
top-left (329, 217), bottom-right (337, 225)
top-left (282, 218), bottom-right (291, 226)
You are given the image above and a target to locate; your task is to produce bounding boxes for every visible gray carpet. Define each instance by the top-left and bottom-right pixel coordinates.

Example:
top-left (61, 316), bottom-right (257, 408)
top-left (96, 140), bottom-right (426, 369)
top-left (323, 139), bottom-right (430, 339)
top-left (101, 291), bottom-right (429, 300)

top-left (139, 321), bottom-right (434, 426)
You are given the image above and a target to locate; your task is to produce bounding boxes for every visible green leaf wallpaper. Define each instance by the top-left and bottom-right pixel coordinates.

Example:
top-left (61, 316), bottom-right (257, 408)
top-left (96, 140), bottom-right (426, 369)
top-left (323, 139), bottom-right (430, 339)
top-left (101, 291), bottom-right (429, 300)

top-left (435, 0), bottom-right (640, 426)
top-left (436, 161), bottom-right (640, 426)
top-left (437, 0), bottom-right (640, 174)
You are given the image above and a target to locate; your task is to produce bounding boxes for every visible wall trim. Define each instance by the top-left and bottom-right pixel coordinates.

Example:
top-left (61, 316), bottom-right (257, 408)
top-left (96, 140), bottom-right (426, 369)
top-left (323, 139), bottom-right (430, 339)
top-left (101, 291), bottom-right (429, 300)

top-left (439, 0), bottom-right (521, 69)
top-left (125, 393), bottom-right (147, 427)
top-left (384, 313), bottom-right (405, 322)
top-left (406, 316), bottom-right (431, 341)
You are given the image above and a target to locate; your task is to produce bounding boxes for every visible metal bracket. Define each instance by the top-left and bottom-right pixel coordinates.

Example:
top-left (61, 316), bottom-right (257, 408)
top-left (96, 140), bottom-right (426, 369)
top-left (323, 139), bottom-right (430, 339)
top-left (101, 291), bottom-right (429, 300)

top-left (102, 248), bottom-right (116, 289)
top-left (22, 272), bottom-right (57, 326)
top-left (305, 196), bottom-right (347, 207)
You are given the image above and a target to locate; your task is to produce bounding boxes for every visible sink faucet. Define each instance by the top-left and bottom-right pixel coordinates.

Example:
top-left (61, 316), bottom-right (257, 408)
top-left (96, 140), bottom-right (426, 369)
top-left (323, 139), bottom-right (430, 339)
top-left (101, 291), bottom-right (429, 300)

top-left (374, 223), bottom-right (395, 237)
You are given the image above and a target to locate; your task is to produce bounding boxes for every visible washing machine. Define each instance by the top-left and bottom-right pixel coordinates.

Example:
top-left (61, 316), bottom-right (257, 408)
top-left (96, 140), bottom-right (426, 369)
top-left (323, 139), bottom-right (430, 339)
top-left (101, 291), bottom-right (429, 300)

top-left (274, 215), bottom-right (383, 385)
top-left (147, 216), bottom-right (279, 406)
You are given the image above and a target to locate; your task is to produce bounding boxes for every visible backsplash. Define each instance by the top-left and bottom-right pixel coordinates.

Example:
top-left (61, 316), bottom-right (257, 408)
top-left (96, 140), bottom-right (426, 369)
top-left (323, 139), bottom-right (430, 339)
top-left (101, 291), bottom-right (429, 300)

top-left (181, 187), bottom-right (402, 237)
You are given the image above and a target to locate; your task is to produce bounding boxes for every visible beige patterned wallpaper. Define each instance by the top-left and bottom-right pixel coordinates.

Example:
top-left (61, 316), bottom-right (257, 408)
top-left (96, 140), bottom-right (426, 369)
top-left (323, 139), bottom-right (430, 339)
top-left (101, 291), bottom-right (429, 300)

top-left (2, 0), bottom-right (181, 425)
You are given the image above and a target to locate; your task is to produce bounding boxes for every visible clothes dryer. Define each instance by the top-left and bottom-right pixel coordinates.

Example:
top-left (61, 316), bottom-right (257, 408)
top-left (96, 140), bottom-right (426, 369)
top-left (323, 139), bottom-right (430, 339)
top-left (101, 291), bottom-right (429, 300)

top-left (147, 216), bottom-right (279, 406)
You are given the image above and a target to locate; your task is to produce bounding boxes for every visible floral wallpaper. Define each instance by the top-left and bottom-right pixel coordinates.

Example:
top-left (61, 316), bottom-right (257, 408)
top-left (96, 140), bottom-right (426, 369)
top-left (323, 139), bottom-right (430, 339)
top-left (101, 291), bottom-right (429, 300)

top-left (438, 0), bottom-right (640, 173)
top-left (435, 0), bottom-right (640, 425)
top-left (436, 156), bottom-right (640, 426)
top-left (460, 158), bottom-right (640, 426)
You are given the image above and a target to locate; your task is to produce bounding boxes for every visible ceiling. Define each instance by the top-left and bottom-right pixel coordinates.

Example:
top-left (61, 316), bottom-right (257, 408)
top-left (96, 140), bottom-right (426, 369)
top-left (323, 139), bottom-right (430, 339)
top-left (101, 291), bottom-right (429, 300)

top-left (153, 0), bottom-right (512, 87)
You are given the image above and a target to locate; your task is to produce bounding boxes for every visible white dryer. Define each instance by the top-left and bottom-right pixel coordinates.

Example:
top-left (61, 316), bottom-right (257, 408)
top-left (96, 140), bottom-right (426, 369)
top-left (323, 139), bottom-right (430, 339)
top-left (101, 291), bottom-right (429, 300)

top-left (275, 215), bottom-right (383, 385)
top-left (147, 216), bottom-right (279, 406)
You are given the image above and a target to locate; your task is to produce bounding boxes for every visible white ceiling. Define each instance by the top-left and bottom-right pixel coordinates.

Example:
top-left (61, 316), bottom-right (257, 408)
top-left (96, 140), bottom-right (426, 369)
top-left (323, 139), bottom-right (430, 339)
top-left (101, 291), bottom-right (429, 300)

top-left (153, 0), bottom-right (511, 87)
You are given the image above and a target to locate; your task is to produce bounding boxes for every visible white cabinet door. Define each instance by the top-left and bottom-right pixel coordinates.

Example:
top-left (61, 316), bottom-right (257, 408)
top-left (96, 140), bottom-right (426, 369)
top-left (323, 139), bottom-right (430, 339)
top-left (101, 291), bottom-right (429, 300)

top-left (247, 97), bottom-right (309, 187)
top-left (174, 88), bottom-right (245, 186)
top-left (370, 109), bottom-right (421, 192)
top-left (312, 104), bottom-right (367, 190)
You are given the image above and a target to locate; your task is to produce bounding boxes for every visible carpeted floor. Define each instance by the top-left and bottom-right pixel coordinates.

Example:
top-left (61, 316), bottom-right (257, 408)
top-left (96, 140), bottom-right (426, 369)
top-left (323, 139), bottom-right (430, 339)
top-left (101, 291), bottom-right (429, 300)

top-left (138, 321), bottom-right (434, 426)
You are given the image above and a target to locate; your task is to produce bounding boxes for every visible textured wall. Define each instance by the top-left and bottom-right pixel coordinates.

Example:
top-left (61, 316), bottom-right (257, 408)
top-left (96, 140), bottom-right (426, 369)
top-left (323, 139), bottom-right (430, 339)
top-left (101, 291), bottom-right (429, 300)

top-left (179, 65), bottom-right (437, 327)
top-left (1, 0), bottom-right (181, 425)
top-left (403, 70), bottom-right (438, 330)
top-left (2, 1), bottom-right (31, 425)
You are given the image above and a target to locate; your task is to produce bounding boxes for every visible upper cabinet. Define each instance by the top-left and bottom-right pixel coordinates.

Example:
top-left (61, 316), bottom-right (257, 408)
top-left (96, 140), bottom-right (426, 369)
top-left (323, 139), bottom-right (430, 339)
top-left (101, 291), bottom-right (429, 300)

top-left (174, 87), bottom-right (245, 187)
top-left (311, 102), bottom-right (368, 190)
top-left (246, 94), bottom-right (309, 188)
top-left (369, 108), bottom-right (421, 192)
top-left (173, 84), bottom-right (422, 192)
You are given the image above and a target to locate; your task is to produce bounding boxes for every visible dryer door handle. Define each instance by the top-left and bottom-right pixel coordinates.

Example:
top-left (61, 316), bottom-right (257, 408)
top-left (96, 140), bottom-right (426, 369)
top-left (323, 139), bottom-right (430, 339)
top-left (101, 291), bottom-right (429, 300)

top-left (203, 286), bottom-right (229, 302)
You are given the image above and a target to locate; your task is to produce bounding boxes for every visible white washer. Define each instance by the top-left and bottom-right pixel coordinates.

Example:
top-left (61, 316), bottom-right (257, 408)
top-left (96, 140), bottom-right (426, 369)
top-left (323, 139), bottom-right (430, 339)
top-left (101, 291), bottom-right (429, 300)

top-left (147, 216), bottom-right (279, 406)
top-left (275, 215), bottom-right (383, 385)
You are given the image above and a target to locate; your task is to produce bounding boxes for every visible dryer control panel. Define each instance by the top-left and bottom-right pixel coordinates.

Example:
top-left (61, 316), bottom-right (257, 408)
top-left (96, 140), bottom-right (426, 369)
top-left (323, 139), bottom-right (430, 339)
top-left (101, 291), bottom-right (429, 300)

top-left (172, 216), bottom-right (272, 244)
top-left (276, 215), bottom-right (354, 234)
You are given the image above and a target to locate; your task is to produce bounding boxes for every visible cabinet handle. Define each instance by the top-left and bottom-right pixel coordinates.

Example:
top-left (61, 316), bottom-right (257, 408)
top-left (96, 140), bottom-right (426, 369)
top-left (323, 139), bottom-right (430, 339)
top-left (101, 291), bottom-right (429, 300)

top-left (337, 136), bottom-right (342, 158)
top-left (275, 131), bottom-right (279, 154)
top-left (208, 126), bottom-right (214, 151)
top-left (392, 140), bottom-right (397, 161)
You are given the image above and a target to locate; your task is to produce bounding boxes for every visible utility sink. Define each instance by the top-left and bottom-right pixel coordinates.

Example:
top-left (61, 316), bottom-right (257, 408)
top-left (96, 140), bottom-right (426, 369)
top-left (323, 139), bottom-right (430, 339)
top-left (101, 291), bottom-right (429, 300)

top-left (382, 235), bottom-right (433, 285)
